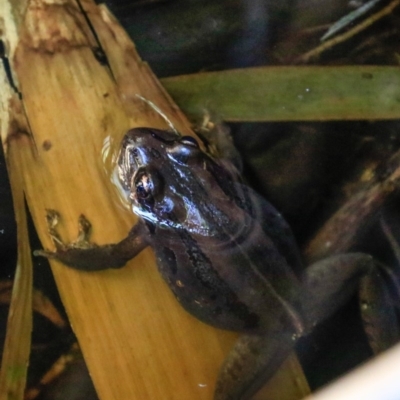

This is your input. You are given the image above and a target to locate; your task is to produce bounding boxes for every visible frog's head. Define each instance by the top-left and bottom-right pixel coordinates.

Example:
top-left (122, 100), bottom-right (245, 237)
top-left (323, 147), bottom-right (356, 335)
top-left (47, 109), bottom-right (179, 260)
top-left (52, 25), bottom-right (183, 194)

top-left (117, 127), bottom-right (237, 234)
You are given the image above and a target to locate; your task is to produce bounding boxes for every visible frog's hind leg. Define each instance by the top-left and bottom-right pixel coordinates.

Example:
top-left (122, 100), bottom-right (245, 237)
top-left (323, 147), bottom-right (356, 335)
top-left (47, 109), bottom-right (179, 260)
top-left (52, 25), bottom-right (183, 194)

top-left (215, 253), bottom-right (400, 399)
top-left (359, 215), bottom-right (400, 354)
top-left (359, 263), bottom-right (400, 354)
top-left (214, 325), bottom-right (299, 400)
top-left (214, 253), bottom-right (396, 400)
top-left (301, 253), bottom-right (374, 329)
top-left (303, 252), bottom-right (400, 354)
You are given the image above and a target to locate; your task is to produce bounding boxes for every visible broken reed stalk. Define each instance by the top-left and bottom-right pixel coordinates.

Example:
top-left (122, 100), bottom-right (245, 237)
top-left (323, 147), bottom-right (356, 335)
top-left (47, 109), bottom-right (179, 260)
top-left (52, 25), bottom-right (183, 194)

top-left (0, 0), bottom-right (309, 399)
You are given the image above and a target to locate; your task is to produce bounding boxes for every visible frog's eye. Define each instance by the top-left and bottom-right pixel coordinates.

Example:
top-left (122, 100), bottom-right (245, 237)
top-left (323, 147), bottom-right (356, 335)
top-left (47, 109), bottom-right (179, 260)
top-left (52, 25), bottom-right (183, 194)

top-left (167, 136), bottom-right (202, 165)
top-left (133, 168), bottom-right (163, 203)
top-left (135, 174), bottom-right (152, 199)
top-left (180, 136), bottom-right (199, 147)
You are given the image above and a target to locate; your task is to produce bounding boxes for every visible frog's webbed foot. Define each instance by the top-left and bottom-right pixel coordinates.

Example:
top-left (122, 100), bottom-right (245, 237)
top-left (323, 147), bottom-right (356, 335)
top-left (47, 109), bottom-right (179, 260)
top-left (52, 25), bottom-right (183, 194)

top-left (34, 209), bottom-right (149, 271)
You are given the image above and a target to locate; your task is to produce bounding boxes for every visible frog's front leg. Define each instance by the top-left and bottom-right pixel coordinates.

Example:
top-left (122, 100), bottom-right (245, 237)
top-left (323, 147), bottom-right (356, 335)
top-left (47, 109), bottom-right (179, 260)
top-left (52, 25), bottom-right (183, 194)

top-left (34, 210), bottom-right (150, 271)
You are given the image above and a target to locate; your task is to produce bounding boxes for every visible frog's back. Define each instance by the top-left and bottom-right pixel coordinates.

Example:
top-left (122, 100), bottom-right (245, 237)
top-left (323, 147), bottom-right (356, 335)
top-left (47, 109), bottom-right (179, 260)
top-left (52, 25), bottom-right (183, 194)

top-left (151, 182), bottom-right (303, 334)
top-left (116, 127), bottom-right (303, 333)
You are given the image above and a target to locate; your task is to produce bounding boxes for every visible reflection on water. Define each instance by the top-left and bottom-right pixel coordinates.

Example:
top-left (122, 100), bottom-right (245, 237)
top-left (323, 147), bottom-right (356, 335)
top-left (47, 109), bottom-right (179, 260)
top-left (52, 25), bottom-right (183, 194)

top-left (102, 134), bottom-right (131, 211)
top-left (135, 94), bottom-right (178, 134)
top-left (102, 95), bottom-right (181, 213)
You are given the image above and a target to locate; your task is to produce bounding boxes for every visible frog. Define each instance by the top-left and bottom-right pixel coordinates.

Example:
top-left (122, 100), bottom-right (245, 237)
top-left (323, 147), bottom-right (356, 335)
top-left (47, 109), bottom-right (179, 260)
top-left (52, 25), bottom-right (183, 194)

top-left (35, 127), bottom-right (396, 400)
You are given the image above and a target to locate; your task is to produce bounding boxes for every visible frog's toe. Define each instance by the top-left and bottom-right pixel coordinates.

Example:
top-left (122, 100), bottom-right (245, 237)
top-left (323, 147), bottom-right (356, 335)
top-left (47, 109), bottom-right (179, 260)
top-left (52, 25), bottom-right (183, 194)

top-left (36, 210), bottom-right (98, 264)
top-left (33, 249), bottom-right (59, 259)
top-left (77, 214), bottom-right (92, 242)
top-left (360, 266), bottom-right (400, 354)
top-left (45, 210), bottom-right (96, 248)
top-left (45, 209), bottom-right (60, 227)
top-left (44, 209), bottom-right (66, 249)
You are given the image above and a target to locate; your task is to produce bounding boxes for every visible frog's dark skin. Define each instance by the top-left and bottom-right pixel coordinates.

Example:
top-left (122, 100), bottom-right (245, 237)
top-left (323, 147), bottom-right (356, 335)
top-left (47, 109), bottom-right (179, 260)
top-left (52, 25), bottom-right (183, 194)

top-left (37, 128), bottom-right (386, 400)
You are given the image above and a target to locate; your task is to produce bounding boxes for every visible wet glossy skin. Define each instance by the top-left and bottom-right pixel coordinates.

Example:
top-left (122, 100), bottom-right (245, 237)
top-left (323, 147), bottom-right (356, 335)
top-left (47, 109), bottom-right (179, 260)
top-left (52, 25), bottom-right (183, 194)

top-left (37, 128), bottom-right (379, 400)
top-left (117, 128), bottom-right (305, 334)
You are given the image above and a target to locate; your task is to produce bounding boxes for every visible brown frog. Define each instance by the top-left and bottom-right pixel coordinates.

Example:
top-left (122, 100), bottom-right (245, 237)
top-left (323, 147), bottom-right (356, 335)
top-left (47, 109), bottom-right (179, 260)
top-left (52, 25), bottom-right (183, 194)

top-left (35, 127), bottom-right (395, 399)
